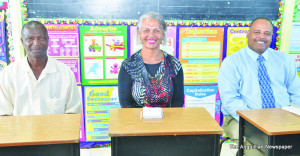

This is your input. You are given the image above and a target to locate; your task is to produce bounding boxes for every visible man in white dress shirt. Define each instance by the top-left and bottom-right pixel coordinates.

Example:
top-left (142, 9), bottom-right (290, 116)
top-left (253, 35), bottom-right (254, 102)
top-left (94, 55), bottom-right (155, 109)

top-left (0, 21), bottom-right (81, 116)
top-left (219, 17), bottom-right (300, 156)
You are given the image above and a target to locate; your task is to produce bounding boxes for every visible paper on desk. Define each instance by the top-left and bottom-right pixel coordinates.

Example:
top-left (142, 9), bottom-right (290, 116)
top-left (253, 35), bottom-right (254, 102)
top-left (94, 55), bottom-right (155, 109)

top-left (282, 105), bottom-right (300, 116)
top-left (142, 107), bottom-right (163, 119)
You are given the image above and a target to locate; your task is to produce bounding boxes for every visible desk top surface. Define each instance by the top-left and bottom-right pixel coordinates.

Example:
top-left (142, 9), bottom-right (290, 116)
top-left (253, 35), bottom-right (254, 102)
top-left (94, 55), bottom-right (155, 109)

top-left (0, 114), bottom-right (81, 147)
top-left (108, 107), bottom-right (223, 137)
top-left (237, 108), bottom-right (300, 135)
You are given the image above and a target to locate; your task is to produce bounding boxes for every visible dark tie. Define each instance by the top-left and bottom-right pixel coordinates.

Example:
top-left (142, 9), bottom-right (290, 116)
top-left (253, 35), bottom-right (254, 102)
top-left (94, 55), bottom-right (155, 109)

top-left (257, 55), bottom-right (275, 108)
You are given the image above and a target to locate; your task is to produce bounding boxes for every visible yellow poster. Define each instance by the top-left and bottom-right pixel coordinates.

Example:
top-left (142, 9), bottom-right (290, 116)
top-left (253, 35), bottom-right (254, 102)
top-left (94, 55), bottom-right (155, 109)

top-left (179, 27), bottom-right (223, 85)
top-left (182, 60), bottom-right (219, 84)
top-left (226, 27), bottom-right (249, 56)
top-left (84, 86), bottom-right (120, 141)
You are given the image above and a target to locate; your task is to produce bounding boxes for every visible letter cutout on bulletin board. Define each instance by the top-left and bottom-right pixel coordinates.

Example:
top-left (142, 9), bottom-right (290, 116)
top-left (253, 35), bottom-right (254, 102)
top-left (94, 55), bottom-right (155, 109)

top-left (80, 26), bottom-right (127, 85)
top-left (45, 24), bottom-right (81, 84)
top-left (83, 86), bottom-right (120, 142)
top-left (179, 27), bottom-right (224, 85)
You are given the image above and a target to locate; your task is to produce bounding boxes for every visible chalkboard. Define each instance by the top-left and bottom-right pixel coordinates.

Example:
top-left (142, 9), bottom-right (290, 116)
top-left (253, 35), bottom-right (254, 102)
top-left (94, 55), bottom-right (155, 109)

top-left (27, 0), bottom-right (280, 21)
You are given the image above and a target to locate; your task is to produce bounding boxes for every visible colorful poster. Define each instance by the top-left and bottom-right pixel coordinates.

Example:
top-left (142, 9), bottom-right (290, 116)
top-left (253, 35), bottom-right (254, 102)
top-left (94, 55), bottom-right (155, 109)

top-left (80, 26), bottom-right (127, 85)
top-left (289, 54), bottom-right (300, 77)
top-left (130, 26), bottom-right (177, 56)
top-left (45, 24), bottom-right (81, 84)
top-left (83, 86), bottom-right (120, 141)
top-left (289, 23), bottom-right (300, 53)
top-left (289, 23), bottom-right (300, 77)
top-left (226, 27), bottom-right (249, 56)
top-left (184, 85), bottom-right (218, 117)
top-left (0, 12), bottom-right (7, 72)
top-left (179, 27), bottom-right (224, 85)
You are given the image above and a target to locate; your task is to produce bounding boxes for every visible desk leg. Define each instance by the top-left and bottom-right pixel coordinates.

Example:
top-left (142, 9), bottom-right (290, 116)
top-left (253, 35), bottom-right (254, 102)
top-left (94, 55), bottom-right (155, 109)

top-left (268, 136), bottom-right (274, 156)
top-left (111, 137), bottom-right (117, 156)
top-left (214, 134), bottom-right (220, 156)
top-left (238, 116), bottom-right (244, 156)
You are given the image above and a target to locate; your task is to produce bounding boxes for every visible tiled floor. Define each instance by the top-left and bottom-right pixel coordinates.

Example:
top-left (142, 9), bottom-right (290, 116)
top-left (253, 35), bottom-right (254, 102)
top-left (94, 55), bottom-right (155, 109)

top-left (80, 142), bottom-right (238, 156)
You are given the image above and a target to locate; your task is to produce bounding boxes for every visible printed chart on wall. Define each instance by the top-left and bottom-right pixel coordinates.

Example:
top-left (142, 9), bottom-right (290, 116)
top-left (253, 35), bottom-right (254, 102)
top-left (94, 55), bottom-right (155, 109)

top-left (290, 23), bottom-right (300, 77)
top-left (80, 26), bottom-right (127, 85)
top-left (45, 24), bottom-right (81, 84)
top-left (83, 86), bottom-right (120, 142)
top-left (179, 27), bottom-right (224, 85)
top-left (226, 27), bottom-right (249, 56)
top-left (130, 26), bottom-right (177, 56)
top-left (184, 85), bottom-right (218, 118)
top-left (0, 12), bottom-right (7, 72)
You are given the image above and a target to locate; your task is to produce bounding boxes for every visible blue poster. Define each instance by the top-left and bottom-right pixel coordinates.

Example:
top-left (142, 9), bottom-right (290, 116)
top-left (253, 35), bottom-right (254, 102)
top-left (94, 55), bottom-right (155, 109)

top-left (184, 85), bottom-right (218, 117)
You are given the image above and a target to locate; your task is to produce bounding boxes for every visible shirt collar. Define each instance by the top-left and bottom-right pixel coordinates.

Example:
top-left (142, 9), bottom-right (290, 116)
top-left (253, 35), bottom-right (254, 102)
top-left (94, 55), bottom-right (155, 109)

top-left (22, 56), bottom-right (32, 72)
top-left (246, 45), bottom-right (270, 62)
top-left (43, 57), bottom-right (57, 73)
top-left (22, 56), bottom-right (57, 73)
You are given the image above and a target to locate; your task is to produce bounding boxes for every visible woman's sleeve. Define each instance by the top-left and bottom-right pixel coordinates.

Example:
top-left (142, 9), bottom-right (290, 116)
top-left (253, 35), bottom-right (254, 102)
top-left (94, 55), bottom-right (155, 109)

top-left (171, 67), bottom-right (184, 107)
top-left (118, 64), bottom-right (136, 108)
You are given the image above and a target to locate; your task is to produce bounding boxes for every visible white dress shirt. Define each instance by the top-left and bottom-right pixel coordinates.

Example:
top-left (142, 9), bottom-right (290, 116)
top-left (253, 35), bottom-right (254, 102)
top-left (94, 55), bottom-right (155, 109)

top-left (218, 46), bottom-right (300, 120)
top-left (0, 56), bottom-right (81, 116)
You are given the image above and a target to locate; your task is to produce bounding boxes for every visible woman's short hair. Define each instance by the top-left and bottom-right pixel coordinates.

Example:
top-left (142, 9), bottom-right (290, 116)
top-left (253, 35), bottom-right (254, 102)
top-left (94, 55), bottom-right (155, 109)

top-left (136, 11), bottom-right (167, 45)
